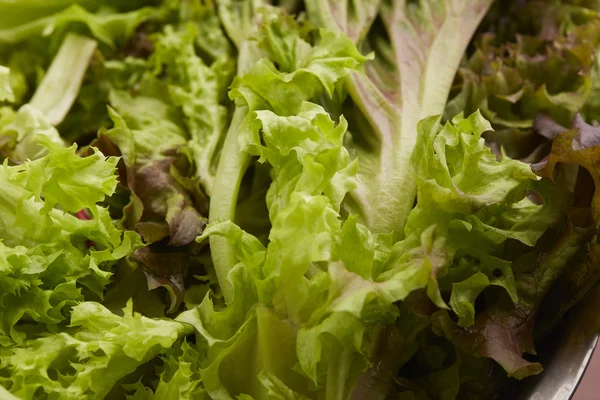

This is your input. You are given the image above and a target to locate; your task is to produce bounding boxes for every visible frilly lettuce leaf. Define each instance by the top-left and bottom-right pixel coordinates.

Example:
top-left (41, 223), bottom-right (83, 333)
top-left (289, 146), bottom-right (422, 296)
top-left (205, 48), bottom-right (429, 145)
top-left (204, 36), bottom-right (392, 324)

top-left (177, 0), bottom-right (233, 63)
top-left (150, 340), bottom-right (205, 399)
top-left (229, 30), bottom-right (370, 115)
top-left (193, 104), bottom-right (367, 398)
top-left (151, 23), bottom-right (233, 194)
top-left (410, 111), bottom-right (535, 215)
top-left (0, 135), bottom-right (142, 345)
top-left (348, 110), bottom-right (574, 395)
top-left (0, 300), bottom-right (192, 400)
top-left (383, 111), bottom-right (568, 327)
top-left (445, 1), bottom-right (600, 162)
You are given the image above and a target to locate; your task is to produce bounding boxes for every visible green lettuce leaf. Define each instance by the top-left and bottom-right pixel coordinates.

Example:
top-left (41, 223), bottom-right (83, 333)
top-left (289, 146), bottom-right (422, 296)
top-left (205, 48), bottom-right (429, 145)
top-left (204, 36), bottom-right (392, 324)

top-left (381, 111), bottom-right (568, 328)
top-left (178, 0), bottom-right (233, 63)
top-left (150, 23), bottom-right (233, 194)
top-left (433, 211), bottom-right (592, 379)
top-left (0, 300), bottom-right (192, 400)
top-left (347, 108), bottom-right (573, 397)
top-left (0, 135), bottom-right (142, 345)
top-left (410, 111), bottom-right (535, 215)
top-left (193, 102), bottom-right (367, 398)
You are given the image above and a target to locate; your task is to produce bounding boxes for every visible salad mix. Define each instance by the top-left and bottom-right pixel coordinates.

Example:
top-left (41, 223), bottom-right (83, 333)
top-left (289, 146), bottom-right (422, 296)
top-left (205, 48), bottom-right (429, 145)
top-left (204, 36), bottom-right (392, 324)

top-left (1, 1), bottom-right (600, 399)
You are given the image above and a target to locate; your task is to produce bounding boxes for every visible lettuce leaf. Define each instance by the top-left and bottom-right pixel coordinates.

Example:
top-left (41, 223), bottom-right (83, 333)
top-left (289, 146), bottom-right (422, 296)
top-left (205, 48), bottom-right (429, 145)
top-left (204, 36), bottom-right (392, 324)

top-left (150, 23), bottom-right (233, 194)
top-left (446, 1), bottom-right (600, 162)
top-left (307, 0), bottom-right (494, 239)
top-left (0, 134), bottom-right (142, 346)
top-left (209, 7), bottom-right (371, 305)
top-left (28, 33), bottom-right (97, 126)
top-left (535, 114), bottom-right (600, 217)
top-left (0, 300), bottom-right (192, 400)
top-left (95, 108), bottom-right (204, 312)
